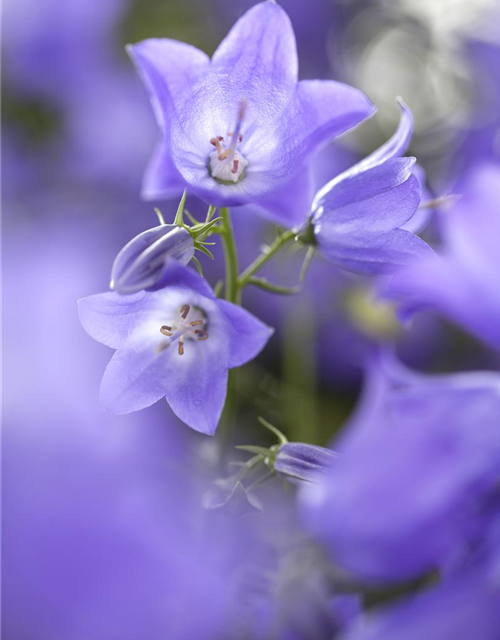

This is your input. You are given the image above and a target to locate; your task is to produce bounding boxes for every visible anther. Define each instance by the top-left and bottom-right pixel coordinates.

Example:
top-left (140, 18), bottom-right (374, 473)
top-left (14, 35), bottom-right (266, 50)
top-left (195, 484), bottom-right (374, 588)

top-left (231, 158), bottom-right (239, 174)
top-left (189, 320), bottom-right (204, 327)
top-left (160, 325), bottom-right (173, 336)
top-left (178, 335), bottom-right (185, 355)
top-left (180, 304), bottom-right (190, 319)
top-left (210, 136), bottom-right (224, 156)
top-left (195, 330), bottom-right (209, 341)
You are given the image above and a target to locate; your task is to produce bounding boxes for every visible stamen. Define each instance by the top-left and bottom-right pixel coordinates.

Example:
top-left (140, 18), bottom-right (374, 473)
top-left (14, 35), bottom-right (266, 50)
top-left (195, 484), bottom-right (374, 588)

top-left (189, 320), bottom-right (204, 327)
top-left (160, 325), bottom-right (173, 336)
top-left (195, 330), bottom-right (209, 341)
top-left (180, 304), bottom-right (190, 319)
top-left (210, 136), bottom-right (224, 156)
top-left (178, 335), bottom-right (185, 355)
top-left (208, 100), bottom-right (248, 184)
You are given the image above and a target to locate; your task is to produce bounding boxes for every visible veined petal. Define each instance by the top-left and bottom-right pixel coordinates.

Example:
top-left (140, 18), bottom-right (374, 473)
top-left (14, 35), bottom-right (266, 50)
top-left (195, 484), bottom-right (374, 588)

top-left (212, 1), bottom-right (298, 106)
top-left (268, 79), bottom-right (375, 179)
top-left (110, 224), bottom-right (194, 294)
top-left (78, 291), bottom-right (149, 349)
top-left (158, 263), bottom-right (216, 299)
top-left (100, 331), bottom-right (175, 414)
top-left (164, 350), bottom-right (228, 436)
top-left (217, 300), bottom-right (274, 369)
top-left (313, 157), bottom-right (417, 217)
top-left (318, 228), bottom-right (432, 276)
top-left (127, 38), bottom-right (210, 128)
top-left (348, 98), bottom-right (414, 175)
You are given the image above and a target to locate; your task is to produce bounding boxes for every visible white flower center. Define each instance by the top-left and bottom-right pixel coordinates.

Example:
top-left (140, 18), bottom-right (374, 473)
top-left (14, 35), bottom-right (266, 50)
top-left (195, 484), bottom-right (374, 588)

top-left (208, 101), bottom-right (248, 184)
top-left (159, 304), bottom-right (209, 356)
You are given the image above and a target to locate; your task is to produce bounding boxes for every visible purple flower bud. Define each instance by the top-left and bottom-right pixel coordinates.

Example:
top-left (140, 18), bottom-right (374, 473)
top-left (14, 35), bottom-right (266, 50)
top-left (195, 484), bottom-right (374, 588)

top-left (110, 224), bottom-right (194, 294)
top-left (275, 443), bottom-right (337, 484)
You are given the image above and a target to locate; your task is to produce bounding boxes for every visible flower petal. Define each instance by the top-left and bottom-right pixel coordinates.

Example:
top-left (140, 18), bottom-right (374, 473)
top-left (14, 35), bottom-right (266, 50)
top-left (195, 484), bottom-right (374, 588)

top-left (211, 1), bottom-right (298, 107)
top-left (164, 346), bottom-right (229, 436)
top-left (100, 331), bottom-right (175, 414)
top-left (141, 140), bottom-right (187, 200)
top-left (216, 300), bottom-right (274, 369)
top-left (249, 165), bottom-right (314, 227)
top-left (318, 228), bottom-right (432, 276)
top-left (127, 38), bottom-right (210, 128)
top-left (78, 292), bottom-right (149, 349)
top-left (313, 157), bottom-right (417, 219)
top-left (272, 79), bottom-right (375, 178)
top-left (348, 98), bottom-right (413, 175)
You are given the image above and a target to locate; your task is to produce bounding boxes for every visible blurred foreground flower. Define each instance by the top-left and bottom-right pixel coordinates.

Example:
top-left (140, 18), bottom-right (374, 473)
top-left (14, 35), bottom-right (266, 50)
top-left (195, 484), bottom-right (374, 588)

top-left (302, 352), bottom-right (500, 583)
top-left (128, 0), bottom-right (374, 226)
top-left (309, 102), bottom-right (432, 274)
top-left (79, 264), bottom-right (272, 433)
top-left (384, 162), bottom-right (500, 350)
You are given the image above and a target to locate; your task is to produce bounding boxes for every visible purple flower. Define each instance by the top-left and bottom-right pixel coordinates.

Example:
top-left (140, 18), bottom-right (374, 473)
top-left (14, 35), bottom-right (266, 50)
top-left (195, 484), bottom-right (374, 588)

top-left (310, 102), bottom-right (432, 274)
top-left (110, 224), bottom-right (194, 294)
top-left (341, 568), bottom-right (500, 640)
top-left (78, 264), bottom-right (273, 434)
top-left (301, 352), bottom-right (500, 583)
top-left (384, 163), bottom-right (500, 350)
top-left (274, 442), bottom-right (338, 484)
top-left (127, 0), bottom-right (374, 227)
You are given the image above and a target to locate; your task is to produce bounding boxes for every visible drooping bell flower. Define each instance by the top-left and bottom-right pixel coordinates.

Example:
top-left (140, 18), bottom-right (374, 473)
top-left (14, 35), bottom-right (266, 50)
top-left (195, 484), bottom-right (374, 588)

top-left (309, 101), bottom-right (432, 275)
top-left (127, 0), bottom-right (374, 227)
top-left (110, 224), bottom-right (194, 294)
top-left (78, 264), bottom-right (273, 434)
top-left (383, 162), bottom-right (500, 350)
top-left (301, 351), bottom-right (500, 583)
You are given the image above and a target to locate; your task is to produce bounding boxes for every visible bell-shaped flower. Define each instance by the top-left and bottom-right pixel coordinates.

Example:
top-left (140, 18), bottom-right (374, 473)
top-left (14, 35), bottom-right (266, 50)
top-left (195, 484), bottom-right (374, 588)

top-left (127, 0), bottom-right (374, 227)
top-left (309, 101), bottom-right (432, 274)
top-left (384, 162), bottom-right (500, 350)
top-left (274, 442), bottom-right (338, 484)
top-left (110, 223), bottom-right (194, 294)
top-left (78, 264), bottom-right (273, 434)
top-left (301, 352), bottom-right (500, 583)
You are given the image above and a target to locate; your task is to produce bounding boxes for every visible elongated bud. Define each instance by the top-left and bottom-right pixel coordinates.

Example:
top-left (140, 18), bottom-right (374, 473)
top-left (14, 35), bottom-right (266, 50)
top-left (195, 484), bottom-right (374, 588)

top-left (110, 224), bottom-right (195, 294)
top-left (274, 443), bottom-right (337, 484)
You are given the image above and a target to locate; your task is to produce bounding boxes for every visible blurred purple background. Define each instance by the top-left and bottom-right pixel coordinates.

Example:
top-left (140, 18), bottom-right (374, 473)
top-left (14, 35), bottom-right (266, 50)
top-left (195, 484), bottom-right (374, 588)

top-left (2, 0), bottom-right (499, 636)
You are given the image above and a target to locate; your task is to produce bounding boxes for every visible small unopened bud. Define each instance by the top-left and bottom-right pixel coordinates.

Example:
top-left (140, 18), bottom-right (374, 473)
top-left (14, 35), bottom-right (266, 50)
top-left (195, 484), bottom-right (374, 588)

top-left (110, 224), bottom-right (194, 294)
top-left (274, 443), bottom-right (337, 484)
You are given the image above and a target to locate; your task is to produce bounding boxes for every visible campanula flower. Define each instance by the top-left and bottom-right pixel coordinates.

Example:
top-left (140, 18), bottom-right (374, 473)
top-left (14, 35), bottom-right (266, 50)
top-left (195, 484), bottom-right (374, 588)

top-left (274, 442), bottom-right (337, 484)
top-left (127, 0), bottom-right (374, 227)
top-left (309, 101), bottom-right (432, 274)
top-left (342, 568), bottom-right (500, 640)
top-left (110, 224), bottom-right (194, 294)
top-left (78, 264), bottom-right (273, 434)
top-left (301, 352), bottom-right (500, 583)
top-left (384, 163), bottom-right (500, 350)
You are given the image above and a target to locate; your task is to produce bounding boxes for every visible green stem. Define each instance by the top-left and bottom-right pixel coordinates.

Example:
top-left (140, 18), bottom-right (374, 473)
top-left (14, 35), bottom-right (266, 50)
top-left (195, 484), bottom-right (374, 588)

top-left (218, 207), bottom-right (240, 453)
top-left (219, 207), bottom-right (240, 304)
top-left (238, 229), bottom-right (296, 289)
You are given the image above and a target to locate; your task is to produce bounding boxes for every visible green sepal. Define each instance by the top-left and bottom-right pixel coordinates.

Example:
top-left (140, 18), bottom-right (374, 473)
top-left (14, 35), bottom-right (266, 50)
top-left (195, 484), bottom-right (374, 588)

top-left (173, 190), bottom-right (187, 226)
top-left (195, 244), bottom-right (215, 260)
top-left (191, 255), bottom-right (204, 277)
